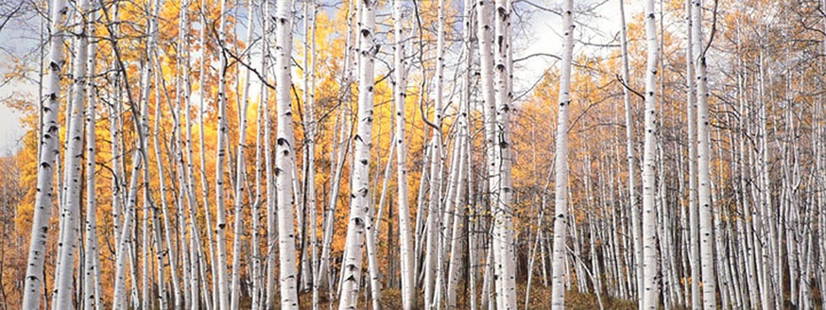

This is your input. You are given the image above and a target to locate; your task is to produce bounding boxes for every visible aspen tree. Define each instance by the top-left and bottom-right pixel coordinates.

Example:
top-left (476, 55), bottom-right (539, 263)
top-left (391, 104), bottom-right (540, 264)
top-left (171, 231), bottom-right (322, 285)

top-left (21, 0), bottom-right (70, 306)
top-left (550, 0), bottom-right (574, 308)
top-left (274, 0), bottom-right (299, 308)
top-left (618, 0), bottom-right (642, 298)
top-left (212, 0), bottom-right (231, 306)
top-left (641, 0), bottom-right (661, 307)
top-left (391, 0), bottom-right (415, 307)
top-left (424, 0), bottom-right (446, 306)
top-left (490, 0), bottom-right (517, 308)
top-left (684, 0), bottom-right (701, 308)
top-left (82, 21), bottom-right (101, 310)
top-left (53, 0), bottom-right (92, 306)
top-left (691, 1), bottom-right (717, 308)
top-left (338, 0), bottom-right (378, 307)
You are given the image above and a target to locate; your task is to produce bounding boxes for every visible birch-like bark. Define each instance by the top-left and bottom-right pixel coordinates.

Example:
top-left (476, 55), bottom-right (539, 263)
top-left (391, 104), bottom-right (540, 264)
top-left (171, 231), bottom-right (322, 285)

top-left (273, 0), bottom-right (299, 308)
top-left (212, 0), bottom-right (231, 307)
top-left (338, 0), bottom-right (377, 307)
top-left (550, 0), bottom-right (574, 308)
top-left (21, 0), bottom-right (69, 306)
top-left (641, 0), bottom-right (661, 308)
top-left (491, 0), bottom-right (517, 308)
top-left (618, 0), bottom-right (642, 298)
top-left (392, 0), bottom-right (415, 307)
top-left (685, 0), bottom-right (700, 308)
top-left (691, 1), bottom-right (717, 308)
top-left (82, 28), bottom-right (101, 310)
top-left (53, 0), bottom-right (91, 305)
top-left (447, 2), bottom-right (474, 307)
top-left (251, 2), bottom-right (269, 306)
top-left (300, 1), bottom-right (319, 298)
top-left (424, 0), bottom-right (446, 306)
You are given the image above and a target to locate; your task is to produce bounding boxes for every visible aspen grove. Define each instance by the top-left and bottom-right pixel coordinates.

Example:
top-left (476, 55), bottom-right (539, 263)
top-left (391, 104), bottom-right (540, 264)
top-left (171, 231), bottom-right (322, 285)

top-left (3, 0), bottom-right (826, 309)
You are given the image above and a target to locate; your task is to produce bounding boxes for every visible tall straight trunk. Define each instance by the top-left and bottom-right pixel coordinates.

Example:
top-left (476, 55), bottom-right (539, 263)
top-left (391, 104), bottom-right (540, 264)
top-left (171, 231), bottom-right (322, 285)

top-left (475, 1), bottom-right (496, 308)
top-left (251, 2), bottom-right (269, 306)
top-left (550, 0), bottom-right (574, 308)
top-left (82, 30), bottom-right (101, 310)
top-left (21, 0), bottom-right (70, 306)
top-left (53, 0), bottom-right (92, 306)
top-left (392, 0), bottom-right (414, 307)
top-left (641, 0), bottom-right (661, 308)
top-left (300, 1), bottom-right (320, 297)
top-left (338, 0), bottom-right (377, 308)
top-left (274, 0), bottom-right (299, 308)
top-left (618, 0), bottom-right (642, 298)
top-left (691, 1), bottom-right (717, 308)
top-left (491, 0), bottom-right (517, 309)
top-left (257, 1), bottom-right (277, 307)
top-left (213, 0), bottom-right (231, 307)
top-left (251, 46), bottom-right (264, 310)
top-left (685, 0), bottom-right (700, 308)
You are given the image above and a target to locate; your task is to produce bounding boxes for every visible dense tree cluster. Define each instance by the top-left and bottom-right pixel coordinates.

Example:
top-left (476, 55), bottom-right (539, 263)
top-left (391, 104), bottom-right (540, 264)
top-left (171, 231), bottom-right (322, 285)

top-left (0, 0), bottom-right (824, 309)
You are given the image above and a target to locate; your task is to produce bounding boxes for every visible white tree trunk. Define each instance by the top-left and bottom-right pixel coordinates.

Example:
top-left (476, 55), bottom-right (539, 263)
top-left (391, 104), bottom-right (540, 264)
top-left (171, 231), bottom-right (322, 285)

top-left (491, 0), bottom-right (517, 309)
top-left (392, 0), bottom-right (415, 307)
top-left (213, 0), bottom-right (231, 308)
top-left (550, 0), bottom-right (574, 308)
top-left (274, 0), bottom-right (299, 308)
top-left (618, 0), bottom-right (643, 298)
top-left (82, 30), bottom-right (101, 310)
top-left (21, 0), bottom-right (70, 306)
top-left (424, 0), bottom-right (446, 306)
top-left (691, 1), bottom-right (717, 308)
top-left (684, 0), bottom-right (701, 308)
top-left (338, 0), bottom-right (377, 308)
top-left (53, 0), bottom-right (92, 306)
top-left (641, 0), bottom-right (661, 308)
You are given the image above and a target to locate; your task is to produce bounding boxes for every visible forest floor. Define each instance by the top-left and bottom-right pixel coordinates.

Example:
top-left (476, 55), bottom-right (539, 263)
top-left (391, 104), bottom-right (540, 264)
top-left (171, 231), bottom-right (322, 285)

top-left (291, 283), bottom-right (639, 309)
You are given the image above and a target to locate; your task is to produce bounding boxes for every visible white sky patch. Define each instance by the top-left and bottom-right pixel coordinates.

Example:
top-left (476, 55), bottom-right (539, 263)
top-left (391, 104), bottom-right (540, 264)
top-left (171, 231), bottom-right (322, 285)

top-left (515, 0), bottom-right (644, 99)
top-left (0, 85), bottom-right (26, 155)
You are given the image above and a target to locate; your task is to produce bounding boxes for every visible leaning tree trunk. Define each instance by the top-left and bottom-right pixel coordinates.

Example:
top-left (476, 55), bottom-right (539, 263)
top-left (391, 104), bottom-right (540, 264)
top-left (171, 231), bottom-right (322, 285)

top-left (550, 0), bottom-right (574, 308)
top-left (424, 0), bottom-right (446, 306)
top-left (229, 1), bottom-right (255, 308)
top-left (21, 0), bottom-right (70, 307)
top-left (618, 0), bottom-right (642, 298)
top-left (338, 0), bottom-right (377, 308)
top-left (641, 0), bottom-right (661, 308)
